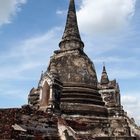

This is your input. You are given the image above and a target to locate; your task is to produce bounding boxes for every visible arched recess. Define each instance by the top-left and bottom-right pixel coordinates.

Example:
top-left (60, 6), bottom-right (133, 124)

top-left (40, 81), bottom-right (50, 107)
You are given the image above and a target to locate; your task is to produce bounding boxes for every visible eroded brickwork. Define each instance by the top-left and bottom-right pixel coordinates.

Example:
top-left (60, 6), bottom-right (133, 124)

top-left (0, 108), bottom-right (20, 139)
top-left (0, 0), bottom-right (140, 139)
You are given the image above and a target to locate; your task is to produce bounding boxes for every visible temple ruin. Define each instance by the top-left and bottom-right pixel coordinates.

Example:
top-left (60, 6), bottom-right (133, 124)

top-left (0, 0), bottom-right (140, 139)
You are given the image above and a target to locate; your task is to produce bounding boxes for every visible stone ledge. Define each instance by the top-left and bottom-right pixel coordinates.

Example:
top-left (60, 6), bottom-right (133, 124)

top-left (61, 103), bottom-right (108, 117)
top-left (61, 98), bottom-right (105, 106)
top-left (61, 93), bottom-right (102, 101)
top-left (95, 136), bottom-right (136, 140)
top-left (63, 82), bottom-right (97, 89)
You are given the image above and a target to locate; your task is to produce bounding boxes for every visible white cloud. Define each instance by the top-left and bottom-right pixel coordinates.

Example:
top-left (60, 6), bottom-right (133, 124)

top-left (77, 0), bottom-right (136, 35)
top-left (94, 56), bottom-right (140, 80)
top-left (0, 89), bottom-right (26, 99)
top-left (0, 87), bottom-right (28, 108)
top-left (121, 94), bottom-right (140, 125)
top-left (0, 0), bottom-right (27, 26)
top-left (0, 27), bottom-right (63, 107)
top-left (0, 27), bottom-right (62, 80)
top-left (56, 10), bottom-right (66, 15)
top-left (136, 116), bottom-right (140, 122)
top-left (94, 56), bottom-right (138, 63)
top-left (108, 68), bottom-right (139, 80)
top-left (122, 95), bottom-right (138, 105)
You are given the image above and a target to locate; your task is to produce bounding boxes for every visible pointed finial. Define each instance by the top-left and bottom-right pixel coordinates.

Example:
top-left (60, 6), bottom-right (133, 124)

top-left (40, 71), bottom-right (43, 79)
top-left (59, 0), bottom-right (84, 51)
top-left (103, 62), bottom-right (107, 73)
top-left (102, 62), bottom-right (106, 73)
top-left (100, 63), bottom-right (109, 85)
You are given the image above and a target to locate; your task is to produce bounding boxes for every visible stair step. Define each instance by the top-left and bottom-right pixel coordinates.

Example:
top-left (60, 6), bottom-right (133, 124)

top-left (61, 98), bottom-right (105, 106)
top-left (61, 93), bottom-right (102, 101)
top-left (63, 88), bottom-right (101, 97)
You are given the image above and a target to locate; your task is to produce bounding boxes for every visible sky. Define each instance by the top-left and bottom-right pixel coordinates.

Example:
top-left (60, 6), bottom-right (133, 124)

top-left (0, 0), bottom-right (140, 125)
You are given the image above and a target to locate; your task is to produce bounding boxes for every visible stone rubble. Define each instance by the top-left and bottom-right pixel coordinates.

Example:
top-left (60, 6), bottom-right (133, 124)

top-left (0, 0), bottom-right (140, 139)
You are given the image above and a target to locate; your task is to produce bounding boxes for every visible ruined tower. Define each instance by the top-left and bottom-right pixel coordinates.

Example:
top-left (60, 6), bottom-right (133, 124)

top-left (0, 0), bottom-right (140, 139)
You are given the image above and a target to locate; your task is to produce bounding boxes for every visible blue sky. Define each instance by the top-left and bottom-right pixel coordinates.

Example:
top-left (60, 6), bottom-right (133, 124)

top-left (0, 0), bottom-right (140, 124)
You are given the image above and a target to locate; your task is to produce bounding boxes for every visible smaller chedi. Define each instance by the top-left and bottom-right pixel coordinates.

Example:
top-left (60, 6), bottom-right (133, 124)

top-left (0, 0), bottom-right (140, 139)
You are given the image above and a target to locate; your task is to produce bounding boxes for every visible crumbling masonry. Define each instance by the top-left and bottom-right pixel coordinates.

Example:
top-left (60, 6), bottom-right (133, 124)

top-left (0, 0), bottom-right (140, 139)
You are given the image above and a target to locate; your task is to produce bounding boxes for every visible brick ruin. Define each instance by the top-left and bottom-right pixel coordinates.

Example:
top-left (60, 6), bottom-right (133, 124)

top-left (0, 0), bottom-right (140, 139)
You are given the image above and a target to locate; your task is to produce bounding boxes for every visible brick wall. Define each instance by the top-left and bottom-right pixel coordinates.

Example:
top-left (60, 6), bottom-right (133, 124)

top-left (0, 108), bottom-right (20, 139)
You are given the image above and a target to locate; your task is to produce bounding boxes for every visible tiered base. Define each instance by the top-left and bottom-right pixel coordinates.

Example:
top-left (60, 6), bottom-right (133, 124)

top-left (61, 83), bottom-right (108, 117)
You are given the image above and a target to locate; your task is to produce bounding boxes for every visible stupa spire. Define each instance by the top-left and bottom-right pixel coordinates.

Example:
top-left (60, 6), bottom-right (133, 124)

top-left (100, 64), bottom-right (109, 85)
top-left (59, 0), bottom-right (84, 50)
